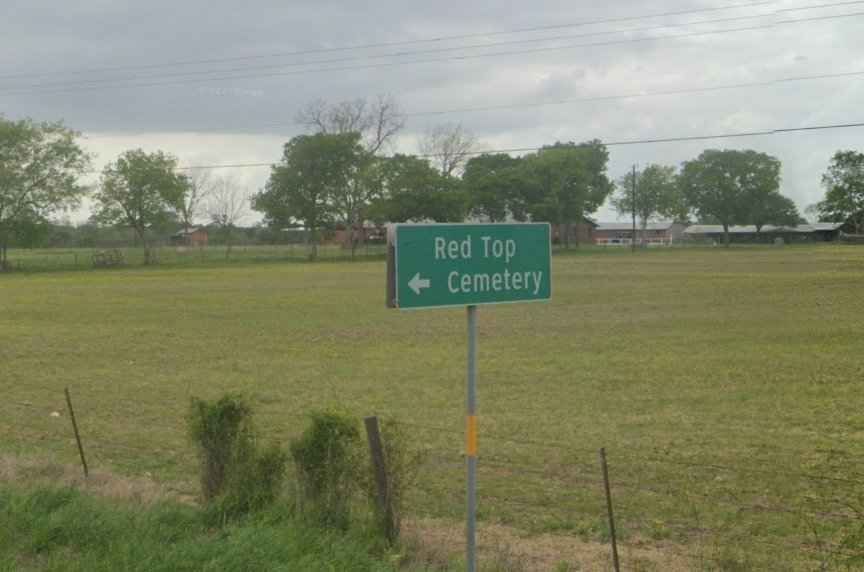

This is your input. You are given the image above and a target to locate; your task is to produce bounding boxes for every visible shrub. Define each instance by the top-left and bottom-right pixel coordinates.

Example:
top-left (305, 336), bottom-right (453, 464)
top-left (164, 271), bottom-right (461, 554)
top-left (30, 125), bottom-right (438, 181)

top-left (291, 408), bottom-right (362, 530)
top-left (210, 442), bottom-right (288, 520)
top-left (187, 394), bottom-right (254, 502)
top-left (187, 394), bottom-right (287, 520)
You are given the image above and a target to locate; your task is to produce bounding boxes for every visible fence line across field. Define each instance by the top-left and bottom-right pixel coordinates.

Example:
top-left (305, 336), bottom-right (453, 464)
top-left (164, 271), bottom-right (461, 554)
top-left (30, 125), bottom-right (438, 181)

top-left (3, 388), bottom-right (863, 568)
top-left (596, 237), bottom-right (675, 246)
top-left (397, 419), bottom-right (864, 487)
top-left (2, 243), bottom-right (391, 271)
top-left (10, 398), bottom-right (860, 489)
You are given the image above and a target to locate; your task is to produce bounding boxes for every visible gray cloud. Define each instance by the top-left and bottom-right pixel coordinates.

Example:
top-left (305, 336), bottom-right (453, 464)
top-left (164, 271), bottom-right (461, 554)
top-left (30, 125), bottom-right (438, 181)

top-left (1, 0), bottom-right (862, 221)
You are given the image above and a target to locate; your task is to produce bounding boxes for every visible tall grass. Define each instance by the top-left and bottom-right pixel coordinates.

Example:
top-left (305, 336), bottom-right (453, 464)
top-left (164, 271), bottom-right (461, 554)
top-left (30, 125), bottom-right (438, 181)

top-left (0, 483), bottom-right (407, 572)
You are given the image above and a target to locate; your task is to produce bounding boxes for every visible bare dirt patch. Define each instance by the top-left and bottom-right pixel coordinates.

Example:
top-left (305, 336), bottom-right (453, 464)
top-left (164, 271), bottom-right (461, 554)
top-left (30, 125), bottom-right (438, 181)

top-left (0, 454), bottom-right (196, 506)
top-left (401, 516), bottom-right (694, 571)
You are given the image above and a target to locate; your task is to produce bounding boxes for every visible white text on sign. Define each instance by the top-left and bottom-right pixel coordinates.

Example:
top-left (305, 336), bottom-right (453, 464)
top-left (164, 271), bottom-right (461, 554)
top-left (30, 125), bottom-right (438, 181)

top-left (447, 269), bottom-right (544, 296)
top-left (434, 235), bottom-right (518, 264)
top-left (433, 234), bottom-right (544, 296)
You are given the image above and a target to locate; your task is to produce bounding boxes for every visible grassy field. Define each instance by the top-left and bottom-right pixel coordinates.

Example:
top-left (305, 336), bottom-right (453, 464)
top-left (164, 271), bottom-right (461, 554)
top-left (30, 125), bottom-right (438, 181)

top-left (2, 245), bottom-right (863, 570)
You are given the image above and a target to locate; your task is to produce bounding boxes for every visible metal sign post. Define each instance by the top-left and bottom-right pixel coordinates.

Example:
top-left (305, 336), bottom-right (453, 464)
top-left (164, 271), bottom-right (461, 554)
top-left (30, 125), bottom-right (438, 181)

top-left (387, 223), bottom-right (551, 571)
top-left (466, 304), bottom-right (478, 572)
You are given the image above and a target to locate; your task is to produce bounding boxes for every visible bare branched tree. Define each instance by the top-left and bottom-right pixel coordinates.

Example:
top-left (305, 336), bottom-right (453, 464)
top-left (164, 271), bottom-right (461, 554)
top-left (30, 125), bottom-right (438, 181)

top-left (297, 93), bottom-right (405, 155)
top-left (418, 121), bottom-right (484, 177)
top-left (179, 165), bottom-right (216, 229)
top-left (207, 173), bottom-right (247, 256)
top-left (296, 94), bottom-right (405, 252)
top-left (365, 93), bottom-right (405, 155)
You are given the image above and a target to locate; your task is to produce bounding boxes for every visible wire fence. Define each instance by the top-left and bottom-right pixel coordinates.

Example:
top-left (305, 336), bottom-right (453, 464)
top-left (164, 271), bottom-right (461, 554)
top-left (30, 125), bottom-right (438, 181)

top-left (4, 386), bottom-right (863, 571)
top-left (395, 420), bottom-right (864, 570)
top-left (1, 241), bottom-right (677, 272)
top-left (1, 243), bottom-right (391, 271)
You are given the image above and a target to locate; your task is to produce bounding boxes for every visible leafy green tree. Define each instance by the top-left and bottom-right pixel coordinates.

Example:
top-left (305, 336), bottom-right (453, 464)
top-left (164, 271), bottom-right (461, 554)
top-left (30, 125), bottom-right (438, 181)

top-left (462, 153), bottom-right (525, 222)
top-left (610, 164), bottom-right (686, 242)
top-left (252, 133), bottom-right (363, 261)
top-left (736, 153), bottom-right (784, 242)
top-left (519, 140), bottom-right (612, 247)
top-left (93, 149), bottom-right (189, 264)
top-left (680, 149), bottom-right (780, 246)
top-left (328, 140), bottom-right (375, 257)
top-left (367, 154), bottom-right (466, 224)
top-left (680, 150), bottom-right (745, 246)
top-left (4, 211), bottom-right (54, 249)
top-left (810, 150), bottom-right (864, 235)
top-left (753, 193), bottom-right (803, 241)
top-left (0, 116), bottom-right (90, 270)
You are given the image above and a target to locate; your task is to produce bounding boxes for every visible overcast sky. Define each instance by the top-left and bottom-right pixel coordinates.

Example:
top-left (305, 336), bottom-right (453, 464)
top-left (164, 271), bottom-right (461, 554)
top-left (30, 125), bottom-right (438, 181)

top-left (1, 0), bottom-right (862, 224)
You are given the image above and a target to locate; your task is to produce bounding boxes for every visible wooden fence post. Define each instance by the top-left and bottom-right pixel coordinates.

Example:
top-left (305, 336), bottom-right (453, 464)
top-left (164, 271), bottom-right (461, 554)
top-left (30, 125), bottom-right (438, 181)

top-left (600, 447), bottom-right (620, 572)
top-left (64, 388), bottom-right (89, 478)
top-left (364, 415), bottom-right (395, 543)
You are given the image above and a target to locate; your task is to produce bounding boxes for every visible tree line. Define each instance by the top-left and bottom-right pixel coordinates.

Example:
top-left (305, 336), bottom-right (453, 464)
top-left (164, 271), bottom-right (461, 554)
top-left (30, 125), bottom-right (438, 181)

top-left (613, 151), bottom-right (803, 246)
top-left (2, 98), bottom-right (863, 267)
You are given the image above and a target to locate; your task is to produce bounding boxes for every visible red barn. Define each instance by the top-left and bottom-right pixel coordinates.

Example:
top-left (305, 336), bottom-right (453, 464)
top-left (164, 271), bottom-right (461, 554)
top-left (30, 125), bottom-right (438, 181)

top-left (170, 228), bottom-right (207, 247)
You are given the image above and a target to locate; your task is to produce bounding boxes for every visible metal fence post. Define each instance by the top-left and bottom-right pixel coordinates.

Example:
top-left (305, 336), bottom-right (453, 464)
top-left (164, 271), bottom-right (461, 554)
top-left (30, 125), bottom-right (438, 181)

top-left (364, 415), bottom-right (395, 543)
top-left (600, 447), bottom-right (620, 572)
top-left (64, 388), bottom-right (89, 478)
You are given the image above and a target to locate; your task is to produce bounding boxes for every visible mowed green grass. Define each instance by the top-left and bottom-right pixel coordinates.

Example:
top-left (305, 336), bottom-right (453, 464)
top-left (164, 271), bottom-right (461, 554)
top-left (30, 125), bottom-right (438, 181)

top-left (2, 245), bottom-right (863, 569)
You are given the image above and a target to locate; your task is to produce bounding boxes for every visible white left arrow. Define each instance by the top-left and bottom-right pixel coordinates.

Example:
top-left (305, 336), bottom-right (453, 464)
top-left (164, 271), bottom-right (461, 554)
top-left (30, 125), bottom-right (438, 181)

top-left (408, 273), bottom-right (431, 295)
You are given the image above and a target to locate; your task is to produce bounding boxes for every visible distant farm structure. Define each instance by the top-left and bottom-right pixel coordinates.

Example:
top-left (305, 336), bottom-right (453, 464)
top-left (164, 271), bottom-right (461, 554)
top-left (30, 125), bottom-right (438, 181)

top-left (544, 218), bottom-right (598, 246)
top-left (169, 228), bottom-right (207, 247)
top-left (683, 222), bottom-right (845, 244)
top-left (594, 221), bottom-right (685, 246)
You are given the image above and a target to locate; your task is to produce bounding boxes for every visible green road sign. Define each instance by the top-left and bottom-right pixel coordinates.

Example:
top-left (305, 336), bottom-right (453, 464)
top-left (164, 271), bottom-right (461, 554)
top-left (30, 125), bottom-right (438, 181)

top-left (387, 223), bottom-right (551, 310)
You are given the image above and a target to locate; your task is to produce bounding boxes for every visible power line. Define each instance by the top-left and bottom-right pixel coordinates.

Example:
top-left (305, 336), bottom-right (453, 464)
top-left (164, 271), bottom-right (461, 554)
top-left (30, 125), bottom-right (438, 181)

top-left (487, 122), bottom-right (864, 151)
top-left (0, 23), bottom-right (788, 97)
top-left (0, 13), bottom-right (780, 92)
top-left (777, 9), bottom-right (864, 22)
top-left (775, 69), bottom-right (864, 83)
top-left (422, 122), bottom-right (860, 158)
top-left (78, 121), bottom-right (864, 175)
top-left (5, 9), bottom-right (860, 97)
top-left (80, 69), bottom-right (863, 138)
top-left (412, 70), bottom-right (862, 116)
top-left (84, 120), bottom-right (305, 139)
top-left (9, 7), bottom-right (862, 99)
top-left (0, 1), bottom-right (776, 81)
top-left (778, 0), bottom-right (864, 11)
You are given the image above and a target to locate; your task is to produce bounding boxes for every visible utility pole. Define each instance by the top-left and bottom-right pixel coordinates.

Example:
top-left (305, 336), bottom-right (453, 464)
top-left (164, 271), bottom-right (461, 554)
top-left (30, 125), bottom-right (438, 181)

top-left (631, 165), bottom-right (637, 254)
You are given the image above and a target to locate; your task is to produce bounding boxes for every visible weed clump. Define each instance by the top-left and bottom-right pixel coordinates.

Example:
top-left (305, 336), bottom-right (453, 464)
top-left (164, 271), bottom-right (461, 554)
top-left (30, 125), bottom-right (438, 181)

top-left (290, 407), bottom-right (363, 530)
top-left (187, 394), bottom-right (287, 520)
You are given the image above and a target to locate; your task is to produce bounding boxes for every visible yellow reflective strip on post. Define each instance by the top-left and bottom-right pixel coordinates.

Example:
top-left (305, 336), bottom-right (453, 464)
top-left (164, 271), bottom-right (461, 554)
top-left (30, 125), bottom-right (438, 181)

top-left (466, 415), bottom-right (478, 457)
